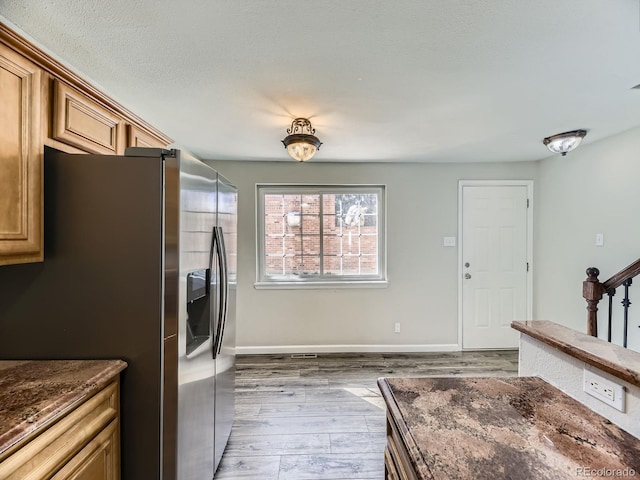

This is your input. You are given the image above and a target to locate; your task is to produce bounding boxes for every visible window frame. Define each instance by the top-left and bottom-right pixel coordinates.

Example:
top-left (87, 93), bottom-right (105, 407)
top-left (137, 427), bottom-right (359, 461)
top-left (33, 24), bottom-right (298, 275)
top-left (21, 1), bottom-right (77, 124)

top-left (255, 184), bottom-right (387, 289)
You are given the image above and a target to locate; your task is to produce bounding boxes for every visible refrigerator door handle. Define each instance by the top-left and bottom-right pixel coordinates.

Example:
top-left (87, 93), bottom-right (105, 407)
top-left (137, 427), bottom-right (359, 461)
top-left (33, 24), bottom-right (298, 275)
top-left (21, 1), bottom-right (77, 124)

top-left (209, 226), bottom-right (219, 359)
top-left (212, 226), bottom-right (229, 358)
top-left (218, 227), bottom-right (229, 356)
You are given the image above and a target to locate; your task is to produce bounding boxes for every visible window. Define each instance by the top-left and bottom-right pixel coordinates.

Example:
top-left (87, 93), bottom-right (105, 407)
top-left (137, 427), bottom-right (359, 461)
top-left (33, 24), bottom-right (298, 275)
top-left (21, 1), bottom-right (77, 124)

top-left (256, 185), bottom-right (386, 287)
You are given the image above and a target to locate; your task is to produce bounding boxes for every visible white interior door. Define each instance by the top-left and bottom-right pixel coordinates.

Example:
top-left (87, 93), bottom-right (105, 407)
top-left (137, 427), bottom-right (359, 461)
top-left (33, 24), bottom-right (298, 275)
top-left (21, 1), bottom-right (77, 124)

top-left (460, 182), bottom-right (531, 349)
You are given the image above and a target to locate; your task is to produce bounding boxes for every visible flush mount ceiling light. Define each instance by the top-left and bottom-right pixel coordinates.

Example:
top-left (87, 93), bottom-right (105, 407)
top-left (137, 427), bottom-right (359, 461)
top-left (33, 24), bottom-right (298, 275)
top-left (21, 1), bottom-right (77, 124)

top-left (543, 130), bottom-right (587, 156)
top-left (281, 118), bottom-right (322, 162)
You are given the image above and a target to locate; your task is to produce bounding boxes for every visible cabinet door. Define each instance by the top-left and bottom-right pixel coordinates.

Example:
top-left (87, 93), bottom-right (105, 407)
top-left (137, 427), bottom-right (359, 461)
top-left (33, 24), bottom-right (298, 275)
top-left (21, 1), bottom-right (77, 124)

top-left (127, 124), bottom-right (168, 149)
top-left (0, 43), bottom-right (43, 265)
top-left (52, 80), bottom-right (125, 155)
top-left (51, 420), bottom-right (120, 480)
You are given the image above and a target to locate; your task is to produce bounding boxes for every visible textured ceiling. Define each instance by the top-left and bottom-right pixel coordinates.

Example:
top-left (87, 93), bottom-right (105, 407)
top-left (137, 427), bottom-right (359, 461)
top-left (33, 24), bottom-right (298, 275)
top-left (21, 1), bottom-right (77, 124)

top-left (2, 1), bottom-right (640, 162)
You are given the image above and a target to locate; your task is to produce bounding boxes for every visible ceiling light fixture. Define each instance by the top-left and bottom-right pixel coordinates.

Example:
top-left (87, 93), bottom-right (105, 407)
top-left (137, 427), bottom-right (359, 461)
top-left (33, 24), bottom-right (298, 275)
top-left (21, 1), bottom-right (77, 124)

top-left (543, 129), bottom-right (587, 156)
top-left (282, 118), bottom-right (322, 162)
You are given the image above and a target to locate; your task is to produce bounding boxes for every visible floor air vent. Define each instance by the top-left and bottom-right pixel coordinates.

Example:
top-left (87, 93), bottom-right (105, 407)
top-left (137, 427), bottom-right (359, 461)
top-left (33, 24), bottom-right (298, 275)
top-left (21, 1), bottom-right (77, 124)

top-left (291, 353), bottom-right (318, 359)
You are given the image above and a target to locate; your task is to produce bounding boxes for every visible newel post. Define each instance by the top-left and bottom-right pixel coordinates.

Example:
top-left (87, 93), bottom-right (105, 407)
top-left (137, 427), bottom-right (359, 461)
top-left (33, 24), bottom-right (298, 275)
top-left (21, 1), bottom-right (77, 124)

top-left (583, 267), bottom-right (603, 336)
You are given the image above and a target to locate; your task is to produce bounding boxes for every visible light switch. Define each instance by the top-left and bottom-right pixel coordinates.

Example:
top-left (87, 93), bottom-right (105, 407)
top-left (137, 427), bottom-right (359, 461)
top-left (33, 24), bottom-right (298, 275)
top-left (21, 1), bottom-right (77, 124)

top-left (443, 236), bottom-right (456, 247)
top-left (595, 233), bottom-right (604, 247)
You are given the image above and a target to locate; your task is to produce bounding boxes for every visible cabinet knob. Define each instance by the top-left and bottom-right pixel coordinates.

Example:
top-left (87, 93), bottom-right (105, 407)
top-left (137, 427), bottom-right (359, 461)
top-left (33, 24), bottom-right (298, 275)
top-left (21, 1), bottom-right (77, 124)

top-left (464, 273), bottom-right (472, 279)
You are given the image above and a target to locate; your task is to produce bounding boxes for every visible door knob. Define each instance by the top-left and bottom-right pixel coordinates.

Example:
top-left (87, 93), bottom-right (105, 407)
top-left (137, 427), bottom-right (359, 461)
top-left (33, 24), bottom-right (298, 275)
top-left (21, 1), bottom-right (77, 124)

top-left (464, 273), bottom-right (472, 279)
top-left (464, 262), bottom-right (470, 268)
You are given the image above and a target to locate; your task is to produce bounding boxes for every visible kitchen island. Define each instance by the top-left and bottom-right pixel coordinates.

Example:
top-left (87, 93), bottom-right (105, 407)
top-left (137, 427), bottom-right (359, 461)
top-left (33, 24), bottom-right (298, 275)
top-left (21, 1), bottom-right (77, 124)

top-left (0, 359), bottom-right (126, 480)
top-left (378, 376), bottom-right (640, 480)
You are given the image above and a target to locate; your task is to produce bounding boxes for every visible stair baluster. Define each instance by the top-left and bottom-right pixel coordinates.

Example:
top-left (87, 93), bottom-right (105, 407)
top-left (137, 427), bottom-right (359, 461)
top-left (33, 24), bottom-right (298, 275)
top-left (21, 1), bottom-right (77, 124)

top-left (606, 288), bottom-right (615, 343)
top-left (622, 278), bottom-right (632, 348)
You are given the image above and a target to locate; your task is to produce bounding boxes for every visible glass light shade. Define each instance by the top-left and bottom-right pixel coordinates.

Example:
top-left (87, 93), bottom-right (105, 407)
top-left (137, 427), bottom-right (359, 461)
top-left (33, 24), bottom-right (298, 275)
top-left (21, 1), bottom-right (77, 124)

top-left (282, 118), bottom-right (322, 162)
top-left (543, 130), bottom-right (587, 156)
top-left (286, 141), bottom-right (318, 162)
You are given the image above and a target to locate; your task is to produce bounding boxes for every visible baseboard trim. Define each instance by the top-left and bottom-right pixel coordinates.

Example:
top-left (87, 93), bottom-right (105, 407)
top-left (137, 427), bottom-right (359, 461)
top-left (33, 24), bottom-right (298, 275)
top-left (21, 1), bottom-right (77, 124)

top-left (236, 344), bottom-right (461, 355)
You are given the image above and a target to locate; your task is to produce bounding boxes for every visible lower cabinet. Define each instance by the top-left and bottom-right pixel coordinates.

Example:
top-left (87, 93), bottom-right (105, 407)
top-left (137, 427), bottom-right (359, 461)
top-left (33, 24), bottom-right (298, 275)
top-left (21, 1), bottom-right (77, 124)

top-left (0, 380), bottom-right (121, 480)
top-left (384, 412), bottom-right (419, 480)
top-left (52, 420), bottom-right (118, 480)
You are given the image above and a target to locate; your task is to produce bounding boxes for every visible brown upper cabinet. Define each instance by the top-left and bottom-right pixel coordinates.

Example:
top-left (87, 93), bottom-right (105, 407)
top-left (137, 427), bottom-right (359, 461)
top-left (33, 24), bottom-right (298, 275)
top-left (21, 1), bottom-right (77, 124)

top-left (0, 22), bottom-right (172, 266)
top-left (0, 43), bottom-right (43, 266)
top-left (52, 80), bottom-right (126, 155)
top-left (127, 124), bottom-right (166, 149)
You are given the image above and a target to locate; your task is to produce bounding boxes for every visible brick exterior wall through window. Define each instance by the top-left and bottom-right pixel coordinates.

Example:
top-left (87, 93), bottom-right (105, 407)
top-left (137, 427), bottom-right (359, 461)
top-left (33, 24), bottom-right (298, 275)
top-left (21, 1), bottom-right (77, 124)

top-left (264, 192), bottom-right (379, 278)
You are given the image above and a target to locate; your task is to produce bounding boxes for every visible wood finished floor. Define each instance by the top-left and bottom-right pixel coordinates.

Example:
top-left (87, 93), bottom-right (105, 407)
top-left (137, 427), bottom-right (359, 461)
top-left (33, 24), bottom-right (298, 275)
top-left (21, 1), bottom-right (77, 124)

top-left (215, 351), bottom-right (519, 480)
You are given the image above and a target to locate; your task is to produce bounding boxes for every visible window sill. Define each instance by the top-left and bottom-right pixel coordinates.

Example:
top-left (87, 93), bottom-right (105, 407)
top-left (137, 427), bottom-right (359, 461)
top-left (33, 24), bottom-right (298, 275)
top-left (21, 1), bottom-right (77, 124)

top-left (254, 280), bottom-right (389, 290)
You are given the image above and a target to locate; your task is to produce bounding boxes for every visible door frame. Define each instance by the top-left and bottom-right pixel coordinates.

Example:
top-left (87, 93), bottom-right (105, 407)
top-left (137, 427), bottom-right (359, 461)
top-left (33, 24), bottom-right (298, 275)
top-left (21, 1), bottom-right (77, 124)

top-left (457, 180), bottom-right (534, 349)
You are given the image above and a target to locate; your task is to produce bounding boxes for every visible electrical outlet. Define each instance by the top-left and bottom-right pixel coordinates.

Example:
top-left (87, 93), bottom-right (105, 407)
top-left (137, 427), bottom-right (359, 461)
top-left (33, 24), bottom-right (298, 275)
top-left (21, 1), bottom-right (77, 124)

top-left (583, 369), bottom-right (625, 412)
top-left (590, 380), bottom-right (614, 400)
top-left (394, 322), bottom-right (401, 333)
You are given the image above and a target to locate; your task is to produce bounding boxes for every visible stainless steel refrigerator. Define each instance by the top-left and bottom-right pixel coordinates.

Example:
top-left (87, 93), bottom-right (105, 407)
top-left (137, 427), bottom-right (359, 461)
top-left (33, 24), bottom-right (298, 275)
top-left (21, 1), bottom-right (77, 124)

top-left (0, 147), bottom-right (237, 480)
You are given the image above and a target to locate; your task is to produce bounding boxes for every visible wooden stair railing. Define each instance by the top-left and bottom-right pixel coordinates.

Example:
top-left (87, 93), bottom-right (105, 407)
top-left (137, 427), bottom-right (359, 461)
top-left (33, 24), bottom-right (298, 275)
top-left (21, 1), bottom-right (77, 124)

top-left (583, 258), bottom-right (640, 346)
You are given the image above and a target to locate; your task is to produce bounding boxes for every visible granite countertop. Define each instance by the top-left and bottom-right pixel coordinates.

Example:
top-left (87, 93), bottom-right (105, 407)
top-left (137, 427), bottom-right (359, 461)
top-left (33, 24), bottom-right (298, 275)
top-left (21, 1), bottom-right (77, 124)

top-left (0, 359), bottom-right (127, 456)
top-left (512, 320), bottom-right (640, 387)
top-left (378, 376), bottom-right (640, 480)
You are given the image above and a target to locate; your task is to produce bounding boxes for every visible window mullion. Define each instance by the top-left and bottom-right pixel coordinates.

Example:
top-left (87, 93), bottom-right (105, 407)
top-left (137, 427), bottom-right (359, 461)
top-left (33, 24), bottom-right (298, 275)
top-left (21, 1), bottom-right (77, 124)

top-left (339, 199), bottom-right (344, 275)
top-left (280, 195), bottom-right (286, 276)
top-left (319, 193), bottom-right (324, 278)
top-left (300, 196), bottom-right (304, 275)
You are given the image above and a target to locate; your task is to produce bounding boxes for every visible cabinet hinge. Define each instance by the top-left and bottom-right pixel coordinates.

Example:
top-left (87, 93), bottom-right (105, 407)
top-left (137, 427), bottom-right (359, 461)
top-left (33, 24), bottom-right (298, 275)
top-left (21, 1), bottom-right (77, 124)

top-left (527, 262), bottom-right (530, 272)
top-left (527, 198), bottom-right (530, 208)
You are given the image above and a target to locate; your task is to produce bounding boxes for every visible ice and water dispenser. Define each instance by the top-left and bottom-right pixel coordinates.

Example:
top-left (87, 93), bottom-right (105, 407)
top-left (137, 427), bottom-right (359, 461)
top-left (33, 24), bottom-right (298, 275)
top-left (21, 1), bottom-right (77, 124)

top-left (185, 269), bottom-right (210, 356)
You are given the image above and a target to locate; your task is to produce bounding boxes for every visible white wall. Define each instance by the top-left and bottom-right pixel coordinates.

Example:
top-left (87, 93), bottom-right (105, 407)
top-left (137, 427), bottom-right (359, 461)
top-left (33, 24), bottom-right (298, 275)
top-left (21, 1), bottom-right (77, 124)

top-left (519, 334), bottom-right (640, 438)
top-left (534, 127), bottom-right (640, 346)
top-left (204, 159), bottom-right (537, 353)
